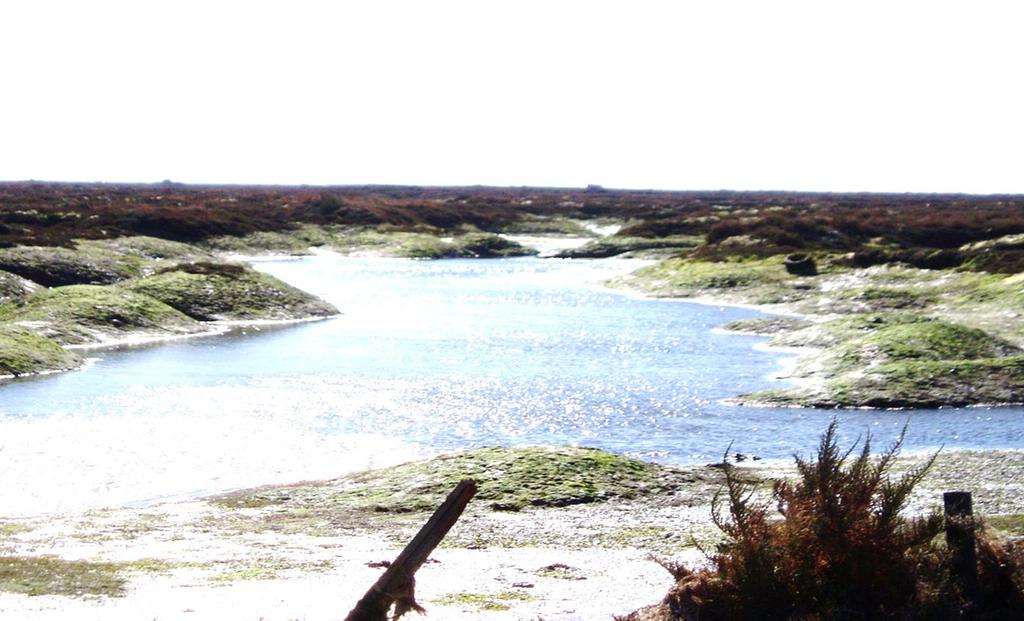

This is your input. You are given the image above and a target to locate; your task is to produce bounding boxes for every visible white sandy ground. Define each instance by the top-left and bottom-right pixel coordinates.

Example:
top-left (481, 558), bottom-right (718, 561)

top-left (2, 450), bottom-right (1022, 620)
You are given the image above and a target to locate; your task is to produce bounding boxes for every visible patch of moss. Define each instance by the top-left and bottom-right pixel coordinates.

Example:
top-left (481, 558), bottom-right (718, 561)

top-left (536, 563), bottom-right (587, 580)
top-left (212, 447), bottom-right (683, 538)
top-left (120, 262), bottom-right (338, 321)
top-left (0, 285), bottom-right (201, 345)
top-left (450, 233), bottom-right (537, 258)
top-left (434, 590), bottom-right (533, 611)
top-left (831, 355), bottom-right (1024, 408)
top-left (0, 244), bottom-right (142, 287)
top-left (0, 523), bottom-right (33, 537)
top-left (0, 325), bottom-right (82, 376)
top-left (957, 272), bottom-right (1024, 309)
top-left (985, 514), bottom-right (1024, 537)
top-left (0, 556), bottom-right (127, 597)
top-left (753, 355), bottom-right (1024, 409)
top-left (827, 285), bottom-right (935, 311)
top-left (210, 565), bottom-right (279, 583)
top-left (768, 314), bottom-right (925, 349)
top-left (742, 313), bottom-right (1024, 408)
top-left (622, 257), bottom-right (793, 295)
top-left (828, 319), bottom-right (1019, 372)
top-left (330, 446), bottom-right (667, 513)
top-left (208, 558), bottom-right (332, 583)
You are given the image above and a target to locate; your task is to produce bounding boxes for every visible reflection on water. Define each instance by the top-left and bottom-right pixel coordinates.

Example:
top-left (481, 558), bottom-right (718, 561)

top-left (1, 254), bottom-right (1022, 516)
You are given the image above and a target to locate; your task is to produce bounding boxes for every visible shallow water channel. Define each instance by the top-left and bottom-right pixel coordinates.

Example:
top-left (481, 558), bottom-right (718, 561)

top-left (2, 254), bottom-right (1023, 516)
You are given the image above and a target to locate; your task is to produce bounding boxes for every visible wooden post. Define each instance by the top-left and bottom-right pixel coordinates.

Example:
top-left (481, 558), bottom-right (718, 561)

top-left (345, 479), bottom-right (478, 621)
top-left (943, 491), bottom-right (979, 605)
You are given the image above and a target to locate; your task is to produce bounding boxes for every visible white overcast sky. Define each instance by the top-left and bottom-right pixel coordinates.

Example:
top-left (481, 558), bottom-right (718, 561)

top-left (1, 1), bottom-right (1022, 193)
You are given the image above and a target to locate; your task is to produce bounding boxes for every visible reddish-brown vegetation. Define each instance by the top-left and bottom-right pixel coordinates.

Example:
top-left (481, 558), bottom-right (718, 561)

top-left (2, 183), bottom-right (1022, 272)
top-left (622, 423), bottom-right (1024, 620)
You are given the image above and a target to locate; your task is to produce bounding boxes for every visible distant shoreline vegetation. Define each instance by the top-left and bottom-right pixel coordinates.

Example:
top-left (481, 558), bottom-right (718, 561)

top-left (0, 182), bottom-right (1022, 408)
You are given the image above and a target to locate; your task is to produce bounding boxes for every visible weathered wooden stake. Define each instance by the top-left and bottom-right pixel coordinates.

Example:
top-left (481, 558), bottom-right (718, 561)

top-left (943, 491), bottom-right (979, 605)
top-left (345, 479), bottom-right (478, 621)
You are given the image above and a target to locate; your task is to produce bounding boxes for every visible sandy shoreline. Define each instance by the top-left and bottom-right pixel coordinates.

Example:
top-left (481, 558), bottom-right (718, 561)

top-left (2, 449), bottom-right (1022, 620)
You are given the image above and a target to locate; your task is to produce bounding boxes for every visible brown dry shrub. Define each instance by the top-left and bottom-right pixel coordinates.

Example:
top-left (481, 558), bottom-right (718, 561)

top-left (622, 421), bottom-right (1024, 620)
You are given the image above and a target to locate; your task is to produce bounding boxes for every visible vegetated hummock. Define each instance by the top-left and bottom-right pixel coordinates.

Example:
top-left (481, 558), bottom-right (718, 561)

top-left (212, 446), bottom-right (683, 518)
top-left (122, 262), bottom-right (338, 321)
top-left (0, 232), bottom-right (339, 377)
top-left (620, 421), bottom-right (1024, 621)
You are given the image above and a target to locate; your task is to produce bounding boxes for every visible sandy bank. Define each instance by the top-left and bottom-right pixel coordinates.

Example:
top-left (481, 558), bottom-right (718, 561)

top-left (1, 449), bottom-right (1021, 620)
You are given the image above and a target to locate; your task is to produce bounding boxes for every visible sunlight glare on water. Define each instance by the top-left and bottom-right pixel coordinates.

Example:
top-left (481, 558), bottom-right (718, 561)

top-left (1, 253), bottom-right (1023, 516)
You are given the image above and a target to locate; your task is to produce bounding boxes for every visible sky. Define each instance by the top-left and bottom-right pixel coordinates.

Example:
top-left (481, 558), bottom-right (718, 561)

top-left (1, 1), bottom-right (1022, 193)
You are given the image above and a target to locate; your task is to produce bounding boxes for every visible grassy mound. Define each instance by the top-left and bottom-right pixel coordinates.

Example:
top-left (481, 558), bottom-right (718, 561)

top-left (0, 285), bottom-right (200, 345)
top-left (622, 257), bottom-right (794, 295)
top-left (831, 319), bottom-right (1019, 370)
top-left (0, 326), bottom-right (81, 376)
top-left (0, 245), bottom-right (142, 287)
top-left (121, 262), bottom-right (338, 321)
top-left (215, 446), bottom-right (677, 515)
top-left (450, 233), bottom-right (537, 258)
top-left (745, 318), bottom-right (1024, 408)
top-left (829, 356), bottom-right (1024, 409)
top-left (554, 235), bottom-right (701, 259)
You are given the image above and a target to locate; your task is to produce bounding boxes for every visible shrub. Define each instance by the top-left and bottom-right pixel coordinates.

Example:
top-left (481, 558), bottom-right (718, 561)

top-left (623, 421), bottom-right (1024, 620)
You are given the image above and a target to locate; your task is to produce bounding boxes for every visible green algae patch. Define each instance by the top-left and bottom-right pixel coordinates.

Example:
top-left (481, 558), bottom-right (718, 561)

top-left (0, 523), bottom-right (33, 537)
top-left (211, 447), bottom-right (683, 537)
top-left (826, 356), bottom-right (1024, 408)
top-left (621, 257), bottom-right (794, 296)
top-left (0, 245), bottom-right (142, 287)
top-left (956, 272), bottom-right (1024, 310)
top-left (767, 313), bottom-right (925, 349)
top-left (748, 347), bottom-right (1024, 409)
top-left (434, 590), bottom-right (534, 611)
top-left (450, 232), bottom-right (538, 258)
top-left (0, 325), bottom-right (82, 376)
top-left (740, 314), bottom-right (1024, 408)
top-left (986, 514), bottom-right (1024, 537)
top-left (121, 262), bottom-right (338, 321)
top-left (0, 285), bottom-right (201, 345)
top-left (0, 556), bottom-right (127, 598)
top-left (828, 285), bottom-right (935, 311)
top-left (336, 446), bottom-right (666, 512)
top-left (828, 319), bottom-right (1020, 372)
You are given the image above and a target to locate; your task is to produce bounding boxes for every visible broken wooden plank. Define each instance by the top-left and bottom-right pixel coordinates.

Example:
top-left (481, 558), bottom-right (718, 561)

top-left (345, 478), bottom-right (479, 621)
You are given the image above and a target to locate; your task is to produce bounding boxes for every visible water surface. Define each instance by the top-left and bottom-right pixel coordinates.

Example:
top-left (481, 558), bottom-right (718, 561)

top-left (1, 254), bottom-right (1022, 516)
